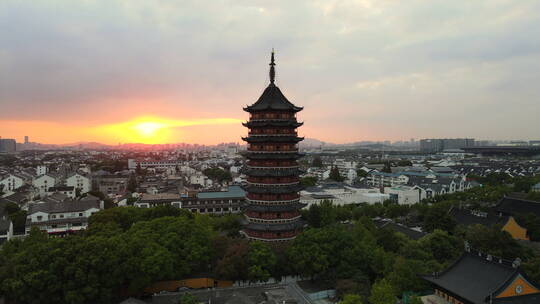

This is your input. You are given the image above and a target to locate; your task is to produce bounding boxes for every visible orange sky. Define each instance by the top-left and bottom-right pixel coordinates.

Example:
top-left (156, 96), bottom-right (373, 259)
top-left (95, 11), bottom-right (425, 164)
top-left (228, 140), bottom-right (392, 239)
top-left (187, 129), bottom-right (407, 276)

top-left (2, 1), bottom-right (539, 144)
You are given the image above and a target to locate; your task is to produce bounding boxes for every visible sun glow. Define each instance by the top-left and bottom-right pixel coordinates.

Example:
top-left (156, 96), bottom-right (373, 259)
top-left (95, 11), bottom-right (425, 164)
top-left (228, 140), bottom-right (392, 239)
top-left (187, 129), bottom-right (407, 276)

top-left (97, 116), bottom-right (242, 144)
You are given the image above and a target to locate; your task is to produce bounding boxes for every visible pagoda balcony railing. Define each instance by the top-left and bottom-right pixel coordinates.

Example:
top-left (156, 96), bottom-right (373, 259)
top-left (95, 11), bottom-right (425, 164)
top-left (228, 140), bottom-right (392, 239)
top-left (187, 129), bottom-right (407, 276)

top-left (247, 147), bottom-right (299, 152)
top-left (245, 215), bottom-right (302, 224)
top-left (246, 165), bottom-right (300, 169)
top-left (245, 197), bottom-right (301, 205)
top-left (244, 230), bottom-right (299, 240)
top-left (245, 211), bottom-right (300, 219)
top-left (246, 181), bottom-right (300, 186)
top-left (250, 113), bottom-right (297, 120)
top-left (246, 193), bottom-right (300, 201)
top-left (247, 133), bottom-right (298, 137)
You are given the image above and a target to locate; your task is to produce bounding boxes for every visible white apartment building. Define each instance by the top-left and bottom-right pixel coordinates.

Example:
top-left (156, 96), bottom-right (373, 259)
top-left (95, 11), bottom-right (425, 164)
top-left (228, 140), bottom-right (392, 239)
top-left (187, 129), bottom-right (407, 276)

top-left (33, 174), bottom-right (56, 197)
top-left (36, 165), bottom-right (48, 176)
top-left (384, 185), bottom-right (422, 205)
top-left (25, 200), bottom-right (102, 235)
top-left (66, 173), bottom-right (91, 195)
top-left (0, 174), bottom-right (25, 193)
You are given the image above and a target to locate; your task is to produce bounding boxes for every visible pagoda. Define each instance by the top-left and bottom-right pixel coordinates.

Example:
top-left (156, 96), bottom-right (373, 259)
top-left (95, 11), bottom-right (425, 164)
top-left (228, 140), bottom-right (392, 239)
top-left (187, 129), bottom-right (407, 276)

top-left (241, 51), bottom-right (305, 241)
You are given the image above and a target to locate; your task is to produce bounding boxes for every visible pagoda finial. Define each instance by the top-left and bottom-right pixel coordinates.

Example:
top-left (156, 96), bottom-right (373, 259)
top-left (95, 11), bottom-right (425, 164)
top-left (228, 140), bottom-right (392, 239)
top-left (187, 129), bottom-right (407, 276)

top-left (269, 49), bottom-right (276, 85)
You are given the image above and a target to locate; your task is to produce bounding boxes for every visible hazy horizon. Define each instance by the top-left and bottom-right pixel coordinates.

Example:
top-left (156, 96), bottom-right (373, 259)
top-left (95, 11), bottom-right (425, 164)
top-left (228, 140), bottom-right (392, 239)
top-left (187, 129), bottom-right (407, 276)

top-left (1, 1), bottom-right (540, 145)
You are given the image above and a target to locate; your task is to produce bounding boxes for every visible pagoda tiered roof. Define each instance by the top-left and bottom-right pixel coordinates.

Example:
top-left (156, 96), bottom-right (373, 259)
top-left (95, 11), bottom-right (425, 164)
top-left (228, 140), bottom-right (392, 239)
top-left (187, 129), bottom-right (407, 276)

top-left (245, 220), bottom-right (304, 232)
top-left (244, 202), bottom-right (306, 212)
top-left (242, 135), bottom-right (304, 143)
top-left (244, 152), bottom-right (304, 160)
top-left (242, 167), bottom-right (303, 177)
top-left (242, 183), bottom-right (303, 194)
top-left (242, 120), bottom-right (303, 128)
top-left (243, 84), bottom-right (303, 113)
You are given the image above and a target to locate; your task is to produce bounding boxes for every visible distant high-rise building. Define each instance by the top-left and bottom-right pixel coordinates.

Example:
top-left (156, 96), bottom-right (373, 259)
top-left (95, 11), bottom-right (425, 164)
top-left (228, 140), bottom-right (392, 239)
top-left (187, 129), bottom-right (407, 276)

top-left (241, 51), bottom-right (305, 241)
top-left (24, 136), bottom-right (29, 144)
top-left (420, 138), bottom-right (475, 152)
top-left (0, 138), bottom-right (17, 153)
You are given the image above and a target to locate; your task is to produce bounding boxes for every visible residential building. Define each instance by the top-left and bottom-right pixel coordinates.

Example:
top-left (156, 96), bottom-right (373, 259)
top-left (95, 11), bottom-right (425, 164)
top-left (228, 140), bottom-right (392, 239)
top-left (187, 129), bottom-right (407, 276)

top-left (385, 185), bottom-right (422, 205)
top-left (0, 201), bottom-right (14, 244)
top-left (36, 165), bottom-right (48, 176)
top-left (0, 138), bottom-right (16, 154)
top-left (420, 138), bottom-right (475, 153)
top-left (92, 174), bottom-right (129, 195)
top-left (135, 193), bottom-right (183, 208)
top-left (0, 174), bottom-right (25, 192)
top-left (65, 172), bottom-right (91, 195)
top-left (47, 186), bottom-right (76, 199)
top-left (183, 185), bottom-right (244, 214)
top-left (32, 174), bottom-right (57, 197)
top-left (25, 199), bottom-right (102, 235)
top-left (128, 159), bottom-right (183, 170)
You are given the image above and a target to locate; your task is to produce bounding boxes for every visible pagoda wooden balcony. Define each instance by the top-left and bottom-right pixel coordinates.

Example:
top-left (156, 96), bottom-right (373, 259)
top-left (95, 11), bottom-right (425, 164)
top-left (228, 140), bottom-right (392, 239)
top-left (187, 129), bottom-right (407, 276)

top-left (246, 193), bottom-right (300, 201)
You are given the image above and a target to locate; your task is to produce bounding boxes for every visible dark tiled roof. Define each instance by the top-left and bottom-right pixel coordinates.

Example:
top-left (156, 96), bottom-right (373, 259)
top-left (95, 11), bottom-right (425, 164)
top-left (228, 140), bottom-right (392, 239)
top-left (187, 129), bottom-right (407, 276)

top-left (449, 207), bottom-right (507, 227)
top-left (242, 167), bottom-right (302, 177)
top-left (243, 84), bottom-right (303, 112)
top-left (373, 219), bottom-right (426, 240)
top-left (244, 202), bottom-right (305, 212)
top-left (245, 220), bottom-right (304, 232)
top-left (48, 186), bottom-right (74, 192)
top-left (423, 253), bottom-right (517, 304)
top-left (242, 120), bottom-right (303, 128)
top-left (242, 184), bottom-right (303, 194)
top-left (495, 197), bottom-right (540, 217)
top-left (242, 135), bottom-right (304, 143)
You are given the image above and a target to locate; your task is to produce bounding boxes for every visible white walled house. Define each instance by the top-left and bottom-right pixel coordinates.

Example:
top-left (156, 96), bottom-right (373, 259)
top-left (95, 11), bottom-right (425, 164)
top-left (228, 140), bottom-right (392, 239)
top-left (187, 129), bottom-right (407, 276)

top-left (36, 165), bottom-right (48, 176)
top-left (385, 185), bottom-right (422, 205)
top-left (66, 173), bottom-right (91, 195)
top-left (0, 203), bottom-right (14, 243)
top-left (0, 174), bottom-right (25, 193)
top-left (33, 174), bottom-right (56, 197)
top-left (25, 200), bottom-right (101, 235)
top-left (47, 186), bottom-right (76, 199)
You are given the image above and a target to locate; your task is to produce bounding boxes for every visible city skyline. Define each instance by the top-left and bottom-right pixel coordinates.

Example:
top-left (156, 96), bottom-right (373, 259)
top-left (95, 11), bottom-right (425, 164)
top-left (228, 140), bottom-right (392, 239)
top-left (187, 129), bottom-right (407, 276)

top-left (1, 1), bottom-right (540, 145)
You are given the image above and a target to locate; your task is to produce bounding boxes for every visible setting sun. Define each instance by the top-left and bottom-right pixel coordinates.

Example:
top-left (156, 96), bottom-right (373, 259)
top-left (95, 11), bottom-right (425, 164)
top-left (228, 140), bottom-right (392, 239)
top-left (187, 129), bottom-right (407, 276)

top-left (94, 116), bottom-right (243, 144)
top-left (133, 121), bottom-right (167, 137)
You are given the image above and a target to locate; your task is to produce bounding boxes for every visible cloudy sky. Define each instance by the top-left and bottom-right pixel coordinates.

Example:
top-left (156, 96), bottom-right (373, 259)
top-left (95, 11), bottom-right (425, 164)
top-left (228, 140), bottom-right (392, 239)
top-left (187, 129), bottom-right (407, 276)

top-left (1, 0), bottom-right (539, 144)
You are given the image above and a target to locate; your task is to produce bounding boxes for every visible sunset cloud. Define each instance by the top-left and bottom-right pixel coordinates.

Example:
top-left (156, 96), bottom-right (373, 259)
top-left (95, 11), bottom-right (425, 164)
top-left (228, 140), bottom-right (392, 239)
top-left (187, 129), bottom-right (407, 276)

top-left (1, 0), bottom-right (539, 144)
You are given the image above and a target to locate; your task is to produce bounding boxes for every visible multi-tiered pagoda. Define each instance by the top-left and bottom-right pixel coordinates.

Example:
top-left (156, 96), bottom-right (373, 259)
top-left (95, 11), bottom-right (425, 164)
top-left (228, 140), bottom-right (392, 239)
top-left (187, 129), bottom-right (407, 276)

top-left (241, 51), bottom-right (305, 241)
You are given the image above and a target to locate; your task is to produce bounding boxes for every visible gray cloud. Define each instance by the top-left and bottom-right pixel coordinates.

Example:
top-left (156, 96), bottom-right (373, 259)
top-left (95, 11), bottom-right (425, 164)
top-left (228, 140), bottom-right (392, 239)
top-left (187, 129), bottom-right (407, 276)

top-left (0, 0), bottom-right (539, 141)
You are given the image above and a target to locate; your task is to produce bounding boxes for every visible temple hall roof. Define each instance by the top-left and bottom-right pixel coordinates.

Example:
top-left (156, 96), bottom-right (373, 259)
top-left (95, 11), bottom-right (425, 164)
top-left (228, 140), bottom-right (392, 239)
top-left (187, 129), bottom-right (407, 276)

top-left (423, 252), bottom-right (519, 304)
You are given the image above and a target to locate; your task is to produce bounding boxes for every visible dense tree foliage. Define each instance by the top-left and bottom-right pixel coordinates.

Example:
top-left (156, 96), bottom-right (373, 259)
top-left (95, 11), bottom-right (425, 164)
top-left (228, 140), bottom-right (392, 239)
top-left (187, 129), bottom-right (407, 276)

top-left (1, 173), bottom-right (538, 304)
top-left (203, 168), bottom-right (232, 183)
top-left (329, 166), bottom-right (344, 182)
top-left (311, 156), bottom-right (324, 168)
top-left (300, 176), bottom-right (318, 187)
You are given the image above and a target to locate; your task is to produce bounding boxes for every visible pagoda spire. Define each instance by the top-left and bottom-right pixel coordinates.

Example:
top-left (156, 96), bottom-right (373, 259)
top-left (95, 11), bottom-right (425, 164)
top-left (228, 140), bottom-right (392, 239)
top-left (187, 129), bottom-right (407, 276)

top-left (269, 49), bottom-right (276, 85)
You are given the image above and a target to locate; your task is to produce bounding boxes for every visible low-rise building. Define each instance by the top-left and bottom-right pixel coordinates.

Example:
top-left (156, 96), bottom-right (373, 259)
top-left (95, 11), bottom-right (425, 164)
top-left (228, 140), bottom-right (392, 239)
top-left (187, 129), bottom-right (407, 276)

top-left (25, 200), bottom-right (102, 235)
top-left (32, 174), bottom-right (57, 197)
top-left (385, 185), bottom-right (422, 205)
top-left (135, 193), bottom-right (183, 208)
top-left (47, 186), bottom-right (76, 199)
top-left (66, 172), bottom-right (91, 195)
top-left (0, 201), bottom-right (14, 244)
top-left (183, 185), bottom-right (244, 214)
top-left (0, 174), bottom-right (25, 193)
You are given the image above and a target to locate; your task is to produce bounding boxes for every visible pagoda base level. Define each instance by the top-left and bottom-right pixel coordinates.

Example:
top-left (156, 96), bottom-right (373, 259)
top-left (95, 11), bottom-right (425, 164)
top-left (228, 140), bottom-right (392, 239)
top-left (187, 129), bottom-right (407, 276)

top-left (241, 229), bottom-right (301, 242)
